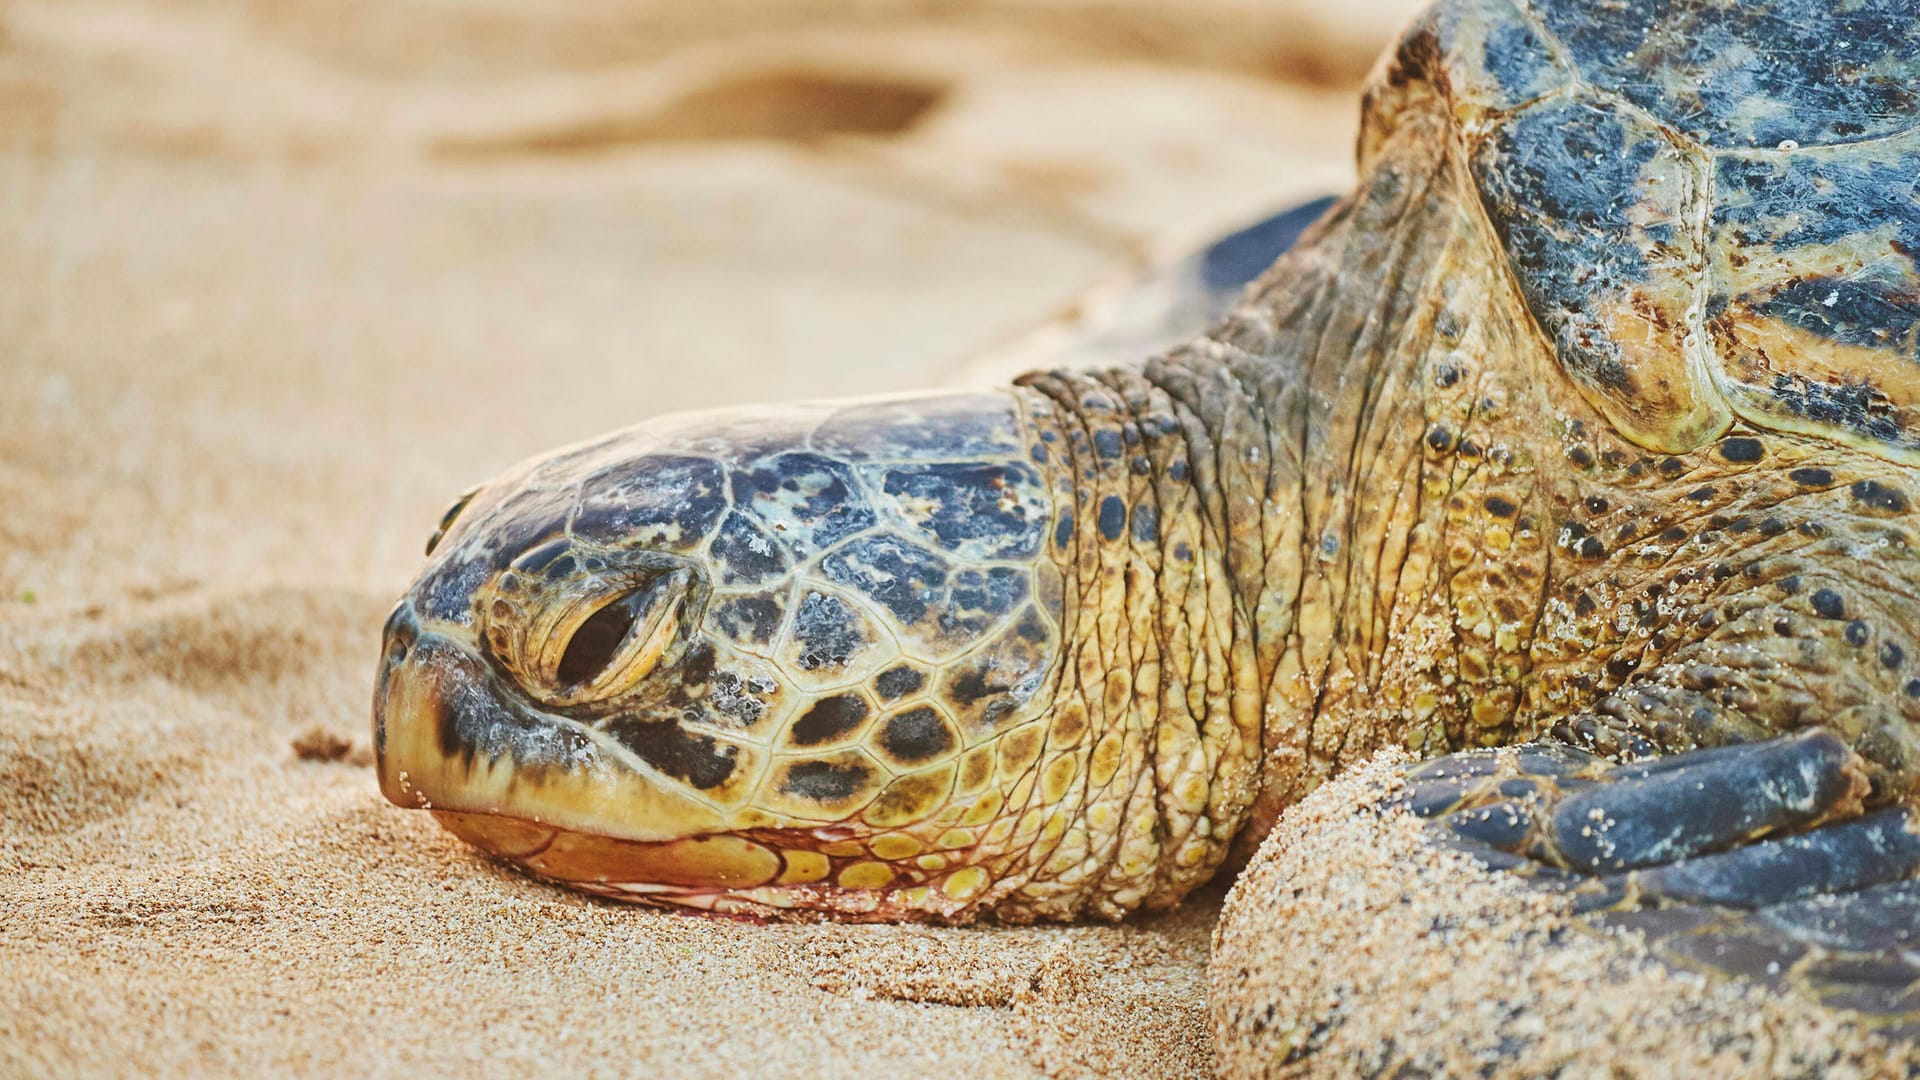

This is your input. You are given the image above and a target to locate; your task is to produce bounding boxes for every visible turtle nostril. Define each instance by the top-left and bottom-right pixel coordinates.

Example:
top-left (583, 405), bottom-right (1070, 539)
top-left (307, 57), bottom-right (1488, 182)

top-left (381, 604), bottom-right (419, 665)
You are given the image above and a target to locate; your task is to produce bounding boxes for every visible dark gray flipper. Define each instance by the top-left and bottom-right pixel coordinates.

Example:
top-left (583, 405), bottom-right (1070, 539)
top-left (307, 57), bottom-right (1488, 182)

top-left (1401, 731), bottom-right (1920, 1039)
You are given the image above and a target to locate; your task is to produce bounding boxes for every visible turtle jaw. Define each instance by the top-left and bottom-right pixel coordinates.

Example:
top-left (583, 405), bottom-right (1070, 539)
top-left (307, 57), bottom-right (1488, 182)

top-left (372, 631), bottom-right (994, 918)
top-left (371, 616), bottom-right (731, 846)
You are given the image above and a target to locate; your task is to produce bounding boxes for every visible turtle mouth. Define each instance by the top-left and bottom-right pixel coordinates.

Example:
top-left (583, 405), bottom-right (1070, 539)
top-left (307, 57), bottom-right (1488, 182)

top-left (374, 610), bottom-right (994, 921)
top-left (428, 810), bottom-right (981, 921)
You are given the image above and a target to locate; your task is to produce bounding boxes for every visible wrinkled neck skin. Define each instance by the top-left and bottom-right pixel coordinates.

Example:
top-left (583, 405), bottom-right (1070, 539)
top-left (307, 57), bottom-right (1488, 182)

top-left (1031, 85), bottom-right (1503, 880)
top-left (1085, 71), bottom-right (1920, 891)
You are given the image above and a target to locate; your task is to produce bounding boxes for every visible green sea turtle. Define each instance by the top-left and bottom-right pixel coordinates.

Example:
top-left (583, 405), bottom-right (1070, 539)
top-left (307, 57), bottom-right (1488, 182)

top-left (374, 0), bottom-right (1920, 1069)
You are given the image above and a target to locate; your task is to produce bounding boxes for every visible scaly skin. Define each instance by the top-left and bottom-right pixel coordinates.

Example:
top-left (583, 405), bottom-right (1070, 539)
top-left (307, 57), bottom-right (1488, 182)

top-left (374, 0), bottom-right (1920, 927)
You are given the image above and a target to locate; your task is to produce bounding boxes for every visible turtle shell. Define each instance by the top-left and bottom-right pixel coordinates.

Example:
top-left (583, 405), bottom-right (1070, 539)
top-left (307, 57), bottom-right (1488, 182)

top-left (1410, 0), bottom-right (1920, 458)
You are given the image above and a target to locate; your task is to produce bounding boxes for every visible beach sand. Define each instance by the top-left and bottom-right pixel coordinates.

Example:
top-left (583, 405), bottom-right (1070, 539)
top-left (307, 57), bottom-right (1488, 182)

top-left (0, 2), bottom-right (1418, 1076)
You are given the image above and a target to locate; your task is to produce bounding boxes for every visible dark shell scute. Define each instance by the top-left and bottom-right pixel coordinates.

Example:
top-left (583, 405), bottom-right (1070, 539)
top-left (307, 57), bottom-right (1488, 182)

top-left (1532, 0), bottom-right (1920, 149)
top-left (1472, 95), bottom-right (1707, 442)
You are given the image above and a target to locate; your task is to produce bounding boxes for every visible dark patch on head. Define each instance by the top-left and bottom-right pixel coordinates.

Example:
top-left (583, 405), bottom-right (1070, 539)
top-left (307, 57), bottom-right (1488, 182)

top-left (1567, 445), bottom-right (1595, 468)
top-left (1098, 496), bottom-right (1126, 541)
top-left (1789, 467), bottom-right (1833, 487)
top-left (873, 665), bottom-right (925, 702)
top-left (1685, 486), bottom-right (1715, 503)
top-left (1718, 437), bottom-right (1764, 463)
top-left (1168, 459), bottom-right (1189, 483)
top-left (606, 720), bottom-right (738, 790)
top-left (1659, 525), bottom-right (1688, 543)
top-left (708, 511), bottom-right (791, 585)
top-left (1906, 679), bottom-right (1920, 698)
top-left (789, 694), bottom-right (870, 746)
top-left (677, 642), bottom-right (716, 688)
top-left (574, 455), bottom-right (728, 551)
top-left (1882, 642), bottom-right (1905, 669)
top-left (1131, 504), bottom-right (1159, 543)
top-left (943, 652), bottom-right (1030, 731)
top-left (1575, 536), bottom-right (1606, 560)
top-left (709, 671), bottom-right (774, 726)
top-left (1484, 496), bottom-right (1518, 518)
top-left (1426, 425), bottom-right (1452, 453)
top-left (1584, 496), bottom-right (1609, 515)
top-left (417, 554), bottom-right (495, 623)
top-left (424, 643), bottom-right (594, 768)
top-left (779, 759), bottom-right (872, 802)
top-left (1054, 512), bottom-right (1075, 550)
top-left (1851, 480), bottom-right (1910, 514)
top-left (879, 462), bottom-right (1045, 559)
top-left (1759, 518), bottom-right (1788, 538)
top-left (1574, 591), bottom-right (1597, 617)
top-left (1605, 654), bottom-right (1639, 679)
top-left (821, 537), bottom-right (950, 625)
top-left (790, 591), bottom-right (868, 671)
top-left (1811, 588), bottom-right (1847, 620)
top-left (1013, 607), bottom-right (1049, 643)
top-left (710, 592), bottom-right (785, 647)
top-left (1846, 620), bottom-right (1872, 647)
top-left (732, 453), bottom-right (876, 551)
top-left (1093, 429), bottom-right (1123, 459)
top-left (1173, 541), bottom-right (1192, 561)
top-left (879, 707), bottom-right (955, 764)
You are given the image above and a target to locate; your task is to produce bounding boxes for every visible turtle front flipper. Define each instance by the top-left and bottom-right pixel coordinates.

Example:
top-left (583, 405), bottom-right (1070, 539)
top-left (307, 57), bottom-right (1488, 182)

top-left (1211, 734), bottom-right (1920, 1076)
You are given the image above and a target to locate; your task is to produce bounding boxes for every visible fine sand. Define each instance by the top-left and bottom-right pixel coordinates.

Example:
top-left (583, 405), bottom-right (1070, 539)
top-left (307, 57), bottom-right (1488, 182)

top-left (0, 2), bottom-right (1419, 1077)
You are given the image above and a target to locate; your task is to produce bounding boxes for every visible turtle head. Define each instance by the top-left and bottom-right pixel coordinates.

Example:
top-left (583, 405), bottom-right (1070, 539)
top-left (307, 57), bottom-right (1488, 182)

top-left (374, 392), bottom-right (1062, 919)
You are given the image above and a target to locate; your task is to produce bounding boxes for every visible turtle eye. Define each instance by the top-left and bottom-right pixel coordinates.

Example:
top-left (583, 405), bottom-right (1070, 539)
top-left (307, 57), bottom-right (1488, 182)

top-left (547, 570), bottom-right (688, 702)
top-left (557, 593), bottom-right (640, 686)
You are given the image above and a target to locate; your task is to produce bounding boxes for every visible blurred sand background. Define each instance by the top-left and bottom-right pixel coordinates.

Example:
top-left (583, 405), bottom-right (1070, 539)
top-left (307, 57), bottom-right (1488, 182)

top-left (0, 2), bottom-right (1419, 1075)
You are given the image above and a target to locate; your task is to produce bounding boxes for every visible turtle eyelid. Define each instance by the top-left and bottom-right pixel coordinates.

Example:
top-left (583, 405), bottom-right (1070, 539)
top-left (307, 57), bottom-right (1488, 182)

top-left (425, 485), bottom-right (482, 557)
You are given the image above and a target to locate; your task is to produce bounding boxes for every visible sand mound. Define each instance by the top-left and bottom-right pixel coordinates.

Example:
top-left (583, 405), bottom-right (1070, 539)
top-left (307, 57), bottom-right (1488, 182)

top-left (1210, 755), bottom-right (1916, 1078)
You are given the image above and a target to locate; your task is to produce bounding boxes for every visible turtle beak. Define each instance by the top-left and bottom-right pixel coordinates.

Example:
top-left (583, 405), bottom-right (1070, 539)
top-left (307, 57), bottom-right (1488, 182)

top-left (370, 604), bottom-right (730, 842)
